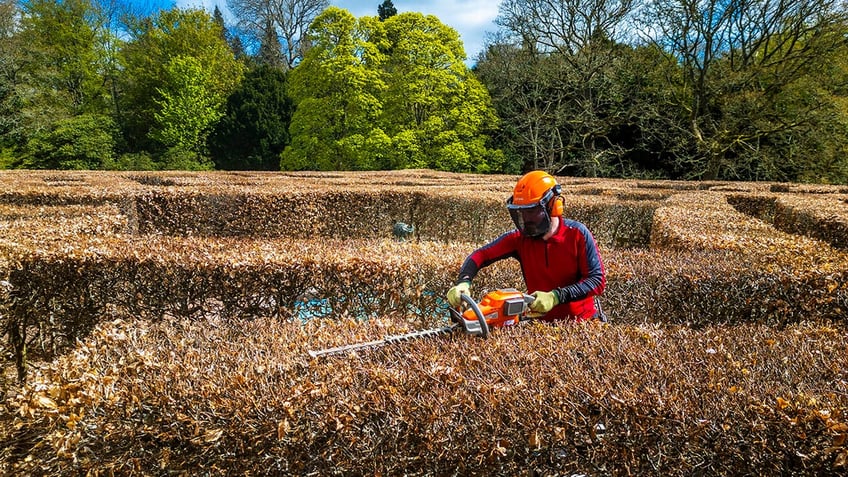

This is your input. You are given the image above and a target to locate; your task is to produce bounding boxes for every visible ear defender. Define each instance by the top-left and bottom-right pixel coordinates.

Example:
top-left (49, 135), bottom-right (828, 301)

top-left (551, 196), bottom-right (564, 217)
top-left (550, 185), bottom-right (564, 217)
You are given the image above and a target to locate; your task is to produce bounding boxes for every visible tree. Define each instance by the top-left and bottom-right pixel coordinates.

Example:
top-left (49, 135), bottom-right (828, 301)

top-left (209, 65), bottom-right (293, 170)
top-left (0, 0), bottom-right (22, 154)
top-left (227, 0), bottom-right (328, 69)
top-left (496, 0), bottom-right (635, 56)
top-left (258, 18), bottom-right (285, 68)
top-left (149, 56), bottom-right (224, 169)
top-left (8, 0), bottom-right (123, 169)
top-left (282, 8), bottom-right (502, 172)
top-left (213, 5), bottom-right (228, 42)
top-left (21, 114), bottom-right (117, 169)
top-left (378, 12), bottom-right (500, 171)
top-left (377, 0), bottom-right (396, 21)
top-left (282, 7), bottom-right (386, 170)
top-left (17, 0), bottom-right (109, 116)
top-left (475, 42), bottom-right (567, 172)
top-left (213, 5), bottom-right (248, 60)
top-left (639, 0), bottom-right (848, 180)
top-left (119, 7), bottom-right (244, 166)
top-left (482, 0), bottom-right (639, 175)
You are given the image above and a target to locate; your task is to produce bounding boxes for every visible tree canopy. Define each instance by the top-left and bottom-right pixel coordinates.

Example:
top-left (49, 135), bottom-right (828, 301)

top-left (119, 7), bottom-right (244, 169)
top-left (475, 0), bottom-right (848, 182)
top-left (281, 8), bottom-right (503, 172)
top-left (209, 65), bottom-right (293, 170)
top-left (1, 0), bottom-right (847, 183)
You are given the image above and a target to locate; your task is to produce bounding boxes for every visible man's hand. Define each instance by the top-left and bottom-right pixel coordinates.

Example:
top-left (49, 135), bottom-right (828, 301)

top-left (447, 282), bottom-right (471, 308)
top-left (529, 290), bottom-right (558, 314)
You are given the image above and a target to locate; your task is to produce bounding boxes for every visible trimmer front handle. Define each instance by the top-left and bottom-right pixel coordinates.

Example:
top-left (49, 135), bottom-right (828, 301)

top-left (448, 293), bottom-right (490, 338)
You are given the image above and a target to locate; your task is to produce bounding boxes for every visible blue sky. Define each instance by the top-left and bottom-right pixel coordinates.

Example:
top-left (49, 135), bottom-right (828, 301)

top-left (170, 0), bottom-right (501, 62)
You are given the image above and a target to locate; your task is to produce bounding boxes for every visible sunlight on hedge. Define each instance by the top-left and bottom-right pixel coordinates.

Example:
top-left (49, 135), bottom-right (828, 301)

top-left (1, 170), bottom-right (846, 475)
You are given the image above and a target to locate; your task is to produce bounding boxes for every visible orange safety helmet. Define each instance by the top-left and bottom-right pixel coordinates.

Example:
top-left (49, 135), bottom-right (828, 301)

top-left (510, 171), bottom-right (563, 215)
top-left (506, 171), bottom-right (563, 237)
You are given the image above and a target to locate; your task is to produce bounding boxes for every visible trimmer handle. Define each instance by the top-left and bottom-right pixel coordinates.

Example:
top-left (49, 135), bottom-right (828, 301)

top-left (447, 293), bottom-right (490, 338)
top-left (522, 292), bottom-right (544, 320)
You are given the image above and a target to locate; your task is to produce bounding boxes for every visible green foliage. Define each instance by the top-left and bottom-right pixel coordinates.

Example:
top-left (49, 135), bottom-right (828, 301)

top-left (377, 0), bottom-right (397, 21)
top-left (281, 8), bottom-right (386, 170)
top-left (1, 0), bottom-right (847, 180)
top-left (119, 7), bottom-right (244, 160)
top-left (20, 114), bottom-right (116, 169)
top-left (476, 0), bottom-right (848, 183)
top-left (209, 65), bottom-right (293, 170)
top-left (0, 0), bottom-right (22, 150)
top-left (282, 8), bottom-right (501, 173)
top-left (379, 13), bottom-right (499, 172)
top-left (159, 147), bottom-right (215, 171)
top-left (6, 0), bottom-right (118, 167)
top-left (103, 152), bottom-right (158, 171)
top-left (0, 146), bottom-right (15, 169)
top-left (17, 0), bottom-right (110, 116)
top-left (0, 74), bottom-right (20, 149)
top-left (635, 0), bottom-right (848, 182)
top-left (150, 55), bottom-right (225, 160)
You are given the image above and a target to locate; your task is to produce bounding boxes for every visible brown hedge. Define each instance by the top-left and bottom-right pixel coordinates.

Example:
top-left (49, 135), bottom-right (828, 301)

top-left (2, 317), bottom-right (846, 475)
top-left (2, 173), bottom-right (847, 380)
top-left (2, 170), bottom-right (848, 475)
top-left (728, 193), bottom-right (848, 250)
top-left (4, 231), bottom-right (845, 383)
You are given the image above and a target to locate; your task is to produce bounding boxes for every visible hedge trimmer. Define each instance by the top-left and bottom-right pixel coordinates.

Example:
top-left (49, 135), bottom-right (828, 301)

top-left (307, 288), bottom-right (536, 358)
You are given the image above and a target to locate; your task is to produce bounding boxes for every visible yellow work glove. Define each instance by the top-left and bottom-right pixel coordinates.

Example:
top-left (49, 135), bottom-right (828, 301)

top-left (529, 290), bottom-right (559, 314)
top-left (447, 281), bottom-right (471, 308)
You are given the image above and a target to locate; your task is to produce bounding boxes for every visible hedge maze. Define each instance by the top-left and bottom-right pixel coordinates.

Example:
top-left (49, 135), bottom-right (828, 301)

top-left (1, 170), bottom-right (846, 475)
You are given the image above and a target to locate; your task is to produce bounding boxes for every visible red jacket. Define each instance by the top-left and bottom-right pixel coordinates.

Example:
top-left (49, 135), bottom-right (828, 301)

top-left (458, 219), bottom-right (606, 321)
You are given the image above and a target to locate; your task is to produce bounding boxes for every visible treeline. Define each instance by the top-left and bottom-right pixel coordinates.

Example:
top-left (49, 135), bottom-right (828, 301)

top-left (1, 0), bottom-right (847, 183)
top-left (479, 0), bottom-right (848, 183)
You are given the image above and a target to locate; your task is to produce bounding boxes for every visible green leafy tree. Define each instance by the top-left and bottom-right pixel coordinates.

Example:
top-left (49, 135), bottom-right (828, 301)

top-left (21, 114), bottom-right (116, 169)
top-left (119, 7), bottom-right (244, 167)
top-left (723, 44), bottom-right (848, 183)
top-left (17, 0), bottom-right (109, 116)
top-left (213, 5), bottom-right (228, 42)
top-left (282, 8), bottom-right (501, 172)
top-left (212, 5), bottom-right (247, 60)
top-left (282, 7), bottom-right (386, 170)
top-left (8, 0), bottom-right (120, 168)
top-left (209, 65), bottom-right (293, 170)
top-left (378, 12), bottom-right (500, 172)
top-left (149, 56), bottom-right (224, 169)
top-left (0, 0), bottom-right (22, 159)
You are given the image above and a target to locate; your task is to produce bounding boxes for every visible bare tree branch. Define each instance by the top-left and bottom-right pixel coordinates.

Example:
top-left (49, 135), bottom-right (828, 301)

top-left (227, 0), bottom-right (327, 69)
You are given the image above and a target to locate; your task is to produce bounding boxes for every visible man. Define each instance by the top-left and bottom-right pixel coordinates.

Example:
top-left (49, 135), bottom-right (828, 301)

top-left (446, 171), bottom-right (606, 321)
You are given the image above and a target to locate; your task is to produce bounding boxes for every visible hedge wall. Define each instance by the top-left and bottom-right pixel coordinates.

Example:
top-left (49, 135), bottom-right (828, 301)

top-left (1, 170), bottom-right (846, 475)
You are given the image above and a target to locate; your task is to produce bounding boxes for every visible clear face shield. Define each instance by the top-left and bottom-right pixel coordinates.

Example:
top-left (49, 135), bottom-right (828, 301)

top-left (506, 188), bottom-right (556, 238)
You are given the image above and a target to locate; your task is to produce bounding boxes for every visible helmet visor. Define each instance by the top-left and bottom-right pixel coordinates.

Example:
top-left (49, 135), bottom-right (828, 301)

top-left (507, 187), bottom-right (556, 238)
top-left (507, 200), bottom-right (551, 237)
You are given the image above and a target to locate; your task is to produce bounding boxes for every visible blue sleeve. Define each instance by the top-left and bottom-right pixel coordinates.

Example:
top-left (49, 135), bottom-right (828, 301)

top-left (555, 221), bottom-right (606, 302)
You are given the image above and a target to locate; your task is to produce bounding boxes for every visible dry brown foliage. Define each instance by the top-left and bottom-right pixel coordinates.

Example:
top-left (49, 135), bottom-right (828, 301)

top-left (1, 170), bottom-right (847, 475)
top-left (3, 318), bottom-right (846, 475)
